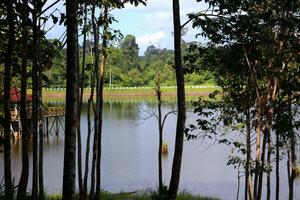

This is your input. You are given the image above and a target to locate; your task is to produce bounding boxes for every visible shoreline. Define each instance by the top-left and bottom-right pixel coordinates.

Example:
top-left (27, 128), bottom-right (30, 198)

top-left (41, 86), bottom-right (219, 101)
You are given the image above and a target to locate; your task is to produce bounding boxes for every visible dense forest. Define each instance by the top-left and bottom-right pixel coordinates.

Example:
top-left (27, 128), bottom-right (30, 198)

top-left (0, 0), bottom-right (299, 200)
top-left (1, 35), bottom-right (214, 88)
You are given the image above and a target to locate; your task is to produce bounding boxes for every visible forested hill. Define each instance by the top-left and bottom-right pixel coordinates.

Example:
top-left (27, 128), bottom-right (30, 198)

top-left (48, 34), bottom-right (214, 88)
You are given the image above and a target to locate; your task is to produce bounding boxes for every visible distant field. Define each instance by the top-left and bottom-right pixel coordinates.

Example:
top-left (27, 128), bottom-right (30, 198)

top-left (39, 85), bottom-right (220, 102)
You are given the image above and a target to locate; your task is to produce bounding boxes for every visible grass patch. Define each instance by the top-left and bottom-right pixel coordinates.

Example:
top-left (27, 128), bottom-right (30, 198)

top-left (39, 86), bottom-right (219, 102)
top-left (41, 191), bottom-right (219, 200)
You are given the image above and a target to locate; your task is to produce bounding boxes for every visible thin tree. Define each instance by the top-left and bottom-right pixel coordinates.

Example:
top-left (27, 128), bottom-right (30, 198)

top-left (31, 0), bottom-right (41, 197)
top-left (3, 0), bottom-right (14, 198)
top-left (90, 4), bottom-right (99, 199)
top-left (62, 0), bottom-right (79, 198)
top-left (154, 71), bottom-right (175, 195)
top-left (168, 0), bottom-right (186, 199)
top-left (77, 2), bottom-right (88, 199)
top-left (95, 5), bottom-right (108, 200)
top-left (155, 72), bottom-right (164, 195)
top-left (84, 20), bottom-right (96, 200)
top-left (17, 0), bottom-right (30, 198)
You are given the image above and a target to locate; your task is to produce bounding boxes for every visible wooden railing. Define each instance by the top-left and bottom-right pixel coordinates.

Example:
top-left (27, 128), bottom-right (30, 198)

top-left (11, 107), bottom-right (65, 121)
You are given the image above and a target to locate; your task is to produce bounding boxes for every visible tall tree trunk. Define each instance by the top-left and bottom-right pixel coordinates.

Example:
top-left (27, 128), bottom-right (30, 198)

top-left (90, 5), bottom-right (99, 199)
top-left (77, 4), bottom-right (87, 200)
top-left (245, 109), bottom-right (251, 200)
top-left (257, 125), bottom-right (267, 200)
top-left (38, 54), bottom-right (44, 199)
top-left (84, 70), bottom-right (94, 198)
top-left (32, 0), bottom-right (41, 197)
top-left (275, 125), bottom-right (280, 200)
top-left (84, 34), bottom-right (95, 200)
top-left (257, 105), bottom-right (272, 200)
top-left (95, 6), bottom-right (108, 200)
top-left (3, 0), bottom-right (14, 198)
top-left (157, 88), bottom-right (163, 194)
top-left (62, 0), bottom-right (78, 198)
top-left (288, 99), bottom-right (296, 200)
top-left (155, 72), bottom-right (163, 194)
top-left (266, 130), bottom-right (271, 200)
top-left (38, 122), bottom-right (44, 199)
top-left (17, 1), bottom-right (29, 198)
top-left (253, 99), bottom-right (262, 199)
top-left (168, 0), bottom-right (186, 199)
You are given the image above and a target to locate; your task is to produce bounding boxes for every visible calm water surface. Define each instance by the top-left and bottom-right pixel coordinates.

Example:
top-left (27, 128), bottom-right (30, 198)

top-left (0, 101), bottom-right (299, 200)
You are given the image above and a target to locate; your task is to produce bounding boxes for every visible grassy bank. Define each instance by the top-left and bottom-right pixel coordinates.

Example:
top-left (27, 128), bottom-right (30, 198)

top-left (44, 191), bottom-right (219, 200)
top-left (39, 85), bottom-right (219, 102)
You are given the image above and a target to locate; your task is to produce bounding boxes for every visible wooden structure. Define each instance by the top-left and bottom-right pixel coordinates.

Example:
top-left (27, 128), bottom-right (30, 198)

top-left (10, 107), bottom-right (65, 137)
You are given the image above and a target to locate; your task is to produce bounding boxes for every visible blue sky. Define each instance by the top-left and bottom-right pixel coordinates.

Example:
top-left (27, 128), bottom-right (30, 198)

top-left (45, 0), bottom-right (207, 55)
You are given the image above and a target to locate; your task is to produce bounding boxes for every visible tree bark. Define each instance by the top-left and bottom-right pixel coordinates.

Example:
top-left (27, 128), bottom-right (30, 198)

top-left (245, 109), bottom-right (251, 200)
top-left (84, 26), bottom-right (95, 199)
top-left (288, 99), bottom-right (296, 200)
top-left (257, 123), bottom-right (267, 200)
top-left (90, 5), bottom-right (99, 199)
top-left (157, 85), bottom-right (163, 194)
top-left (253, 98), bottom-right (262, 199)
top-left (266, 129), bottom-right (271, 200)
top-left (31, 0), bottom-right (41, 197)
top-left (3, 0), bottom-right (14, 198)
top-left (62, 0), bottom-right (78, 198)
top-left (275, 125), bottom-right (280, 200)
top-left (77, 3), bottom-right (87, 200)
top-left (95, 6), bottom-right (108, 200)
top-left (17, 1), bottom-right (29, 198)
top-left (168, 0), bottom-right (186, 199)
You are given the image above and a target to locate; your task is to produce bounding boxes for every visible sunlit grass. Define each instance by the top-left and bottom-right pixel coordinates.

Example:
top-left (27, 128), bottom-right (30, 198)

top-left (39, 86), bottom-right (219, 102)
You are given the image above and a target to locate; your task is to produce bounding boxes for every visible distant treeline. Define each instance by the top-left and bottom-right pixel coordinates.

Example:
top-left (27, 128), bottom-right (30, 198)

top-left (47, 35), bottom-right (214, 88)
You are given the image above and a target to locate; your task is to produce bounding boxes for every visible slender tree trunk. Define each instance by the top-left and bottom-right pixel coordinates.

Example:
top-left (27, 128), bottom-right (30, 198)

top-left (17, 1), bottom-right (29, 198)
top-left (38, 58), bottom-right (44, 199)
top-left (32, 1), bottom-right (40, 198)
top-left (275, 126), bottom-right (280, 200)
top-left (286, 145), bottom-right (291, 199)
top-left (62, 0), bottom-right (78, 198)
top-left (84, 76), bottom-right (94, 198)
top-left (155, 73), bottom-right (163, 194)
top-left (266, 130), bottom-right (271, 200)
top-left (257, 125), bottom-right (267, 200)
top-left (158, 93), bottom-right (163, 194)
top-left (168, 0), bottom-right (186, 199)
top-left (248, 175), bottom-right (254, 200)
top-left (84, 44), bottom-right (95, 199)
top-left (90, 5), bottom-right (99, 199)
top-left (38, 122), bottom-right (44, 199)
top-left (77, 4), bottom-right (87, 199)
top-left (245, 109), bottom-right (251, 200)
top-left (257, 105), bottom-right (272, 200)
top-left (253, 99), bottom-right (262, 199)
top-left (3, 0), bottom-right (14, 198)
top-left (95, 6), bottom-right (108, 200)
top-left (288, 99), bottom-right (296, 200)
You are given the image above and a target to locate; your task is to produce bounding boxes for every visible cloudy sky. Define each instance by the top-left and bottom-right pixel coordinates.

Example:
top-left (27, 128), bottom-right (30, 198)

top-left (45, 0), bottom-right (207, 55)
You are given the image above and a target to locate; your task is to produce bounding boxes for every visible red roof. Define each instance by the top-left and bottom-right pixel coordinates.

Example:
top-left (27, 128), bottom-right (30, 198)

top-left (0, 87), bottom-right (32, 103)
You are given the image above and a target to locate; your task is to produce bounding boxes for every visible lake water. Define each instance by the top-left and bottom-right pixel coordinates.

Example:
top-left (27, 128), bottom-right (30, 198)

top-left (0, 100), bottom-right (299, 200)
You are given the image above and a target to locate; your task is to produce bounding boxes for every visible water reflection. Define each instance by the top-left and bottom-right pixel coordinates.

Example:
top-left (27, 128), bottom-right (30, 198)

top-left (0, 101), bottom-right (299, 200)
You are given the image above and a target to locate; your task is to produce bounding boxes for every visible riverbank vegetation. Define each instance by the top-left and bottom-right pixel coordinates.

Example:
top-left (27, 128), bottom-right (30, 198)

top-left (0, 0), bottom-right (299, 200)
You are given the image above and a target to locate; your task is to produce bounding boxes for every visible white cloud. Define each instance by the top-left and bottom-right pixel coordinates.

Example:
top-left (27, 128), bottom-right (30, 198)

top-left (145, 11), bottom-right (172, 21)
top-left (136, 31), bottom-right (166, 46)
